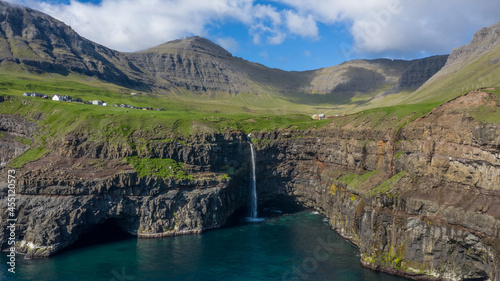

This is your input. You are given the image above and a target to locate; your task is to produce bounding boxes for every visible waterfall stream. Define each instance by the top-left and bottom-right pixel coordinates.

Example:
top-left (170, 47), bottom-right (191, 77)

top-left (247, 134), bottom-right (264, 222)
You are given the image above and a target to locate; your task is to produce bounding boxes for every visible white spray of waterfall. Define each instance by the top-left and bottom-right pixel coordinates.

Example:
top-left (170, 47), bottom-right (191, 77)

top-left (248, 134), bottom-right (258, 219)
top-left (246, 134), bottom-right (265, 222)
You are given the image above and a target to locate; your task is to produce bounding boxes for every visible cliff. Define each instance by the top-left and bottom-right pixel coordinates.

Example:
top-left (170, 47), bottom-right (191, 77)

top-left (0, 123), bottom-right (251, 257)
top-left (252, 89), bottom-right (500, 280)
top-left (1, 89), bottom-right (499, 280)
top-left (407, 21), bottom-right (500, 105)
top-left (386, 55), bottom-right (449, 94)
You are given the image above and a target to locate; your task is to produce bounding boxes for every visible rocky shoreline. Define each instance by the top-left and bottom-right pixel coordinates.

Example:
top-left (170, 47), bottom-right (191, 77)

top-left (1, 90), bottom-right (499, 280)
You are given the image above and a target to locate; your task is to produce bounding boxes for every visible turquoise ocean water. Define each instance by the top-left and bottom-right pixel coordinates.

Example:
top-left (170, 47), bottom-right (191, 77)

top-left (1, 212), bottom-right (408, 281)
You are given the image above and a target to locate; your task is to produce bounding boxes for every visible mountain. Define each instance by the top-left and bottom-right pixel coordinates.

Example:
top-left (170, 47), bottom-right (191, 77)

top-left (126, 36), bottom-right (308, 95)
top-left (402, 21), bottom-right (500, 104)
top-left (385, 55), bottom-right (448, 94)
top-left (0, 1), bottom-right (153, 90)
top-left (439, 20), bottom-right (500, 76)
top-left (0, 0), bottom-right (447, 105)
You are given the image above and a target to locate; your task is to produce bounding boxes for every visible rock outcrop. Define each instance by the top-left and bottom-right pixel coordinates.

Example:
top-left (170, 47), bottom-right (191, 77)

top-left (7, 174), bottom-right (244, 258)
top-left (251, 90), bottom-right (500, 281)
top-left (444, 21), bottom-right (500, 73)
top-left (421, 21), bottom-right (500, 90)
top-left (0, 123), bottom-right (251, 258)
top-left (386, 55), bottom-right (449, 94)
top-left (1, 90), bottom-right (499, 280)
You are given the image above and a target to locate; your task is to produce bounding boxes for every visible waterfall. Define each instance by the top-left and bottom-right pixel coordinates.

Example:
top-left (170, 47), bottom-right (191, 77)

top-left (247, 134), bottom-right (263, 222)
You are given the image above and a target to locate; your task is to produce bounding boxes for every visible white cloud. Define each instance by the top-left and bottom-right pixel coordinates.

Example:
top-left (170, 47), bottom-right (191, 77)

top-left (285, 10), bottom-right (318, 38)
top-left (8, 0), bottom-right (256, 51)
top-left (249, 4), bottom-right (286, 45)
top-left (5, 0), bottom-right (500, 60)
top-left (7, 0), bottom-right (319, 50)
top-left (277, 0), bottom-right (500, 58)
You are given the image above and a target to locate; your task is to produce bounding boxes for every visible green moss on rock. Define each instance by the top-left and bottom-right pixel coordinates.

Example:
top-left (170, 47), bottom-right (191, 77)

top-left (125, 156), bottom-right (194, 180)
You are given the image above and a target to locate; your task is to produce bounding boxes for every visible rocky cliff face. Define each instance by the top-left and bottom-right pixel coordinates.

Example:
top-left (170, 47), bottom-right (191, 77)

top-left (386, 55), bottom-right (449, 94)
top-left (0, 121), bottom-right (252, 258)
top-left (251, 90), bottom-right (500, 280)
top-left (444, 21), bottom-right (500, 73)
top-left (422, 21), bottom-right (500, 89)
top-left (0, 113), bottom-right (36, 166)
top-left (0, 90), bottom-right (499, 280)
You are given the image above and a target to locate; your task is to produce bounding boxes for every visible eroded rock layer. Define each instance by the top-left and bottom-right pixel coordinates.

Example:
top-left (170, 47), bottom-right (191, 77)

top-left (0, 90), bottom-right (499, 280)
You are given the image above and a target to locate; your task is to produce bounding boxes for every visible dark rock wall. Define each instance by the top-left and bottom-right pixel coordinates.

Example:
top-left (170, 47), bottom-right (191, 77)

top-left (386, 55), bottom-right (449, 94)
top-left (0, 114), bottom-right (36, 166)
top-left (0, 91), bottom-right (499, 280)
top-left (250, 91), bottom-right (500, 281)
top-left (0, 122), bottom-right (251, 258)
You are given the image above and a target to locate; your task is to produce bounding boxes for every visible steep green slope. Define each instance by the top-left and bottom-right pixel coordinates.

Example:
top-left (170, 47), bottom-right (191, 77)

top-left (401, 21), bottom-right (500, 104)
top-left (0, 1), bottom-right (153, 90)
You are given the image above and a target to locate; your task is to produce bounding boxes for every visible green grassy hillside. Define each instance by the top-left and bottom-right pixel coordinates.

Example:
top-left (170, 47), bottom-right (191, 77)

top-left (404, 46), bottom-right (500, 104)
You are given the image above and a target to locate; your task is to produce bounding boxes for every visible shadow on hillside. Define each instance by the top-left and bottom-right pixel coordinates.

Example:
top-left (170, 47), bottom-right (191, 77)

top-left (284, 91), bottom-right (371, 107)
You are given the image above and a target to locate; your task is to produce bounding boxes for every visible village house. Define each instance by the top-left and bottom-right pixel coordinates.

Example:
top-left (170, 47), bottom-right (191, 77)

top-left (92, 100), bottom-right (104, 106)
top-left (52, 95), bottom-right (63, 101)
top-left (23, 92), bottom-right (48, 98)
top-left (312, 114), bottom-right (326, 120)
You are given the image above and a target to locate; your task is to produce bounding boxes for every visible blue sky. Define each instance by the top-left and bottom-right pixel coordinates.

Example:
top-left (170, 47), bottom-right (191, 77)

top-left (9, 0), bottom-right (500, 71)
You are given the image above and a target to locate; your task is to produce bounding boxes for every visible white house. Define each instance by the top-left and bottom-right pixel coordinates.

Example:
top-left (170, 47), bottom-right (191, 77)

top-left (52, 95), bottom-right (63, 101)
top-left (312, 114), bottom-right (326, 120)
top-left (102, 103), bottom-right (108, 107)
top-left (92, 100), bottom-right (104, 106)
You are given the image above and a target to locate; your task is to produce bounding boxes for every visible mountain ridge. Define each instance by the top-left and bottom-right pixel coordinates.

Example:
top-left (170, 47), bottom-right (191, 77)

top-left (0, 1), bottom-right (153, 90)
top-left (0, 0), bottom-right (448, 105)
top-left (403, 20), bottom-right (500, 105)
